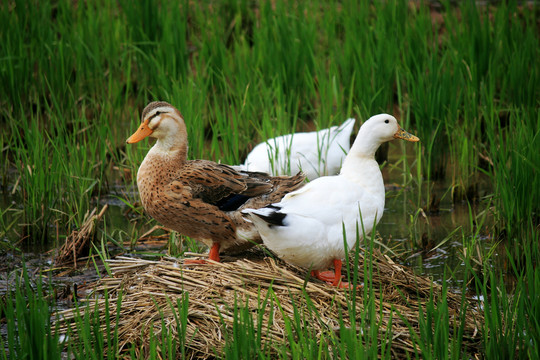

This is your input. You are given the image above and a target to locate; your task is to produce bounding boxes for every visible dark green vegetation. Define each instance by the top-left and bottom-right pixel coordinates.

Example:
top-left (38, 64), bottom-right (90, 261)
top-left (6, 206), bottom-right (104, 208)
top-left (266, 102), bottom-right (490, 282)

top-left (0, 0), bottom-right (538, 358)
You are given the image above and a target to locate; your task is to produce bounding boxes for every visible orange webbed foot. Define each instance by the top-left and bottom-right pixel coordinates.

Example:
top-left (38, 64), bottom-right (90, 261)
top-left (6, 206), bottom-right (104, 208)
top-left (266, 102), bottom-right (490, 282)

top-left (311, 259), bottom-right (361, 289)
top-left (184, 258), bottom-right (209, 265)
top-left (311, 270), bottom-right (342, 283)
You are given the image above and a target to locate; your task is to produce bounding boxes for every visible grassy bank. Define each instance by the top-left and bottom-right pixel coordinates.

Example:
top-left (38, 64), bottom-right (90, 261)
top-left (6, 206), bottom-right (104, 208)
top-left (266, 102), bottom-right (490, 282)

top-left (2, 237), bottom-right (538, 359)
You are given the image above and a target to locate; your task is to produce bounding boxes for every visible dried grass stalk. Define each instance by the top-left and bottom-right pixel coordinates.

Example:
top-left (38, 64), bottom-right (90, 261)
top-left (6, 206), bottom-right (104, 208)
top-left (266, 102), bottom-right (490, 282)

top-left (54, 205), bottom-right (108, 267)
top-left (56, 249), bottom-right (483, 358)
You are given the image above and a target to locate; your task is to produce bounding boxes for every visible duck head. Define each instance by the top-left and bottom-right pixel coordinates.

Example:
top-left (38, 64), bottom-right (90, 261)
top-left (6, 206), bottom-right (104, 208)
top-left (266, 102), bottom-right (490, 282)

top-left (126, 101), bottom-right (187, 152)
top-left (350, 114), bottom-right (419, 157)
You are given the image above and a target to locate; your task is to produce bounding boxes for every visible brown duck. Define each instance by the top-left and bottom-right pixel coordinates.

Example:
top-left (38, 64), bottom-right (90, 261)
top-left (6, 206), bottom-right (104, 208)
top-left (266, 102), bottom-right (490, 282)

top-left (126, 101), bottom-right (305, 262)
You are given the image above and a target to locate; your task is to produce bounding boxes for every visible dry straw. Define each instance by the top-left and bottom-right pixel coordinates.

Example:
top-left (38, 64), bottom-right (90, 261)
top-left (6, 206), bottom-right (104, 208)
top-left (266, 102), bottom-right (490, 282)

top-left (56, 249), bottom-right (483, 358)
top-left (54, 206), bottom-right (108, 267)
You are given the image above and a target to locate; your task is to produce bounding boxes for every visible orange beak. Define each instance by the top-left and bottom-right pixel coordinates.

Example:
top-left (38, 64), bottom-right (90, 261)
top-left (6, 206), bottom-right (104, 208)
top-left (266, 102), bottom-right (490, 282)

top-left (126, 119), bottom-right (153, 144)
top-left (393, 127), bottom-right (419, 142)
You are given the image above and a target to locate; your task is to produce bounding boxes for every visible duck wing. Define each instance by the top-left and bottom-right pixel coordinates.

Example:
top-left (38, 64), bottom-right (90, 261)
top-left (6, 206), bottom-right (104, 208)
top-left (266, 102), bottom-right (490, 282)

top-left (169, 160), bottom-right (274, 210)
top-left (274, 176), bottom-right (373, 226)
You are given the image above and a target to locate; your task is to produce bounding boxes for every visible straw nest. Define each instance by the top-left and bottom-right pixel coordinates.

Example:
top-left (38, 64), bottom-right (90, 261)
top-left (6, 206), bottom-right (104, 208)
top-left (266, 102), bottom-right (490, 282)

top-left (56, 249), bottom-right (483, 358)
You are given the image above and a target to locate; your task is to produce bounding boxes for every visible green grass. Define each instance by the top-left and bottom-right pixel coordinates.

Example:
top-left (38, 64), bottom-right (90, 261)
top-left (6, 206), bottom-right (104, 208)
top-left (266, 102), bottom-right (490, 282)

top-left (1, 266), bottom-right (61, 360)
top-left (475, 242), bottom-right (540, 359)
top-left (1, 0), bottom-right (539, 358)
top-left (1, 0), bottom-right (538, 244)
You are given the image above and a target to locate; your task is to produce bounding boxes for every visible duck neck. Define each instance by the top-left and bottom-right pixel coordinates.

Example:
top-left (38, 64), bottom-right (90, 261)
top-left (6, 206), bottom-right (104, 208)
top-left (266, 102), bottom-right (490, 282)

top-left (139, 132), bottom-right (188, 185)
top-left (155, 123), bottom-right (188, 154)
top-left (340, 134), bottom-right (384, 196)
top-left (347, 127), bottom-right (382, 159)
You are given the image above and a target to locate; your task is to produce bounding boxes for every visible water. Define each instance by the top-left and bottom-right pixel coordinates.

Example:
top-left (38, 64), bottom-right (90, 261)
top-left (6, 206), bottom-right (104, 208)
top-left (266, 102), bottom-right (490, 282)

top-left (378, 162), bottom-right (496, 290)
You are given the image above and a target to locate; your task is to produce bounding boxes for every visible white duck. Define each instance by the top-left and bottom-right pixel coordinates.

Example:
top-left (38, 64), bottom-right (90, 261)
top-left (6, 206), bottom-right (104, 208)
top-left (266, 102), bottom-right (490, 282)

top-left (242, 114), bottom-right (419, 287)
top-left (238, 118), bottom-right (356, 181)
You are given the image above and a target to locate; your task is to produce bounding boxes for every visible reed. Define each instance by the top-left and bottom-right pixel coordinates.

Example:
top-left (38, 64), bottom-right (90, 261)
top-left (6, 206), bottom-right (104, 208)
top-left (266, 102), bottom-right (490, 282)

top-left (471, 243), bottom-right (540, 359)
top-left (0, 266), bottom-right (61, 360)
top-left (482, 107), bottom-right (539, 251)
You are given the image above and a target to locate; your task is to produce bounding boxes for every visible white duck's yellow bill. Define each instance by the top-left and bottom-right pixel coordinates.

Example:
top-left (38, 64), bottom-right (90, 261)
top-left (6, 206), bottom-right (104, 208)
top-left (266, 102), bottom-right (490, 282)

top-left (393, 127), bottom-right (419, 142)
top-left (126, 119), bottom-right (153, 143)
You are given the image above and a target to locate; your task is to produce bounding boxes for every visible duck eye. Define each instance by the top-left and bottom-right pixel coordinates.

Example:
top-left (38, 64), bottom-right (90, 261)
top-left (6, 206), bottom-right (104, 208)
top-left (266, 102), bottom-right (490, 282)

top-left (384, 119), bottom-right (389, 124)
top-left (149, 111), bottom-right (163, 121)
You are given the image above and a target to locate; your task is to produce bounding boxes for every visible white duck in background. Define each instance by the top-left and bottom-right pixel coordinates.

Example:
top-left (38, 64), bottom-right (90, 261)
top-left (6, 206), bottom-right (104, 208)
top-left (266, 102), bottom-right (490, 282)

top-left (238, 118), bottom-right (356, 181)
top-left (243, 114), bottom-right (419, 287)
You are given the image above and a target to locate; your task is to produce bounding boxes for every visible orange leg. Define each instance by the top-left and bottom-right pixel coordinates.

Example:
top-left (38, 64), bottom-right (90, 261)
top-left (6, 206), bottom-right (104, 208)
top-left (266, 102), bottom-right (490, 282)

top-left (208, 242), bottom-right (220, 262)
top-left (332, 259), bottom-right (348, 288)
top-left (185, 243), bottom-right (220, 264)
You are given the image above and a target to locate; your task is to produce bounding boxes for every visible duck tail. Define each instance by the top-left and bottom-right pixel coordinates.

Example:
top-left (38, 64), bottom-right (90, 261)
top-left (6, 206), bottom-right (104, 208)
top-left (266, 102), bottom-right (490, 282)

top-left (336, 118), bottom-right (355, 132)
top-left (243, 205), bottom-right (286, 227)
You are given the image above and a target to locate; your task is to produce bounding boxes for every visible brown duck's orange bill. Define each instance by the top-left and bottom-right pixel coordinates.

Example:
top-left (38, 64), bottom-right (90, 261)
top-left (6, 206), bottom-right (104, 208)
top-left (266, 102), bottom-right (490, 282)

top-left (393, 127), bottom-right (420, 142)
top-left (126, 120), bottom-right (153, 144)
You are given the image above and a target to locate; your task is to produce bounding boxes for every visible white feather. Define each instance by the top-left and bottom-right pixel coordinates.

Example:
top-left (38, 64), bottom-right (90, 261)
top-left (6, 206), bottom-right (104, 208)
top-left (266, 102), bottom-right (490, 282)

top-left (239, 118), bottom-right (355, 180)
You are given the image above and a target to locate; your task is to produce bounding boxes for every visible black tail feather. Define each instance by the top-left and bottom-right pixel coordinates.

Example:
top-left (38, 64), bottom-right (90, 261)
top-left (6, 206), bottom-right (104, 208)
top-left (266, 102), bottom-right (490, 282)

top-left (252, 207), bottom-right (286, 226)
